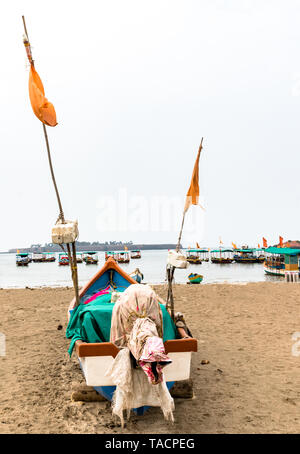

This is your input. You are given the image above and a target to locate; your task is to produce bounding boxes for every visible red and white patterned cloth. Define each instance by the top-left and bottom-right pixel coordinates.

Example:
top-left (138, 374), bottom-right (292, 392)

top-left (139, 336), bottom-right (172, 384)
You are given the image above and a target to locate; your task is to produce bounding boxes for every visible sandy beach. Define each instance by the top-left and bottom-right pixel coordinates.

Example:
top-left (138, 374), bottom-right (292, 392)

top-left (0, 282), bottom-right (299, 434)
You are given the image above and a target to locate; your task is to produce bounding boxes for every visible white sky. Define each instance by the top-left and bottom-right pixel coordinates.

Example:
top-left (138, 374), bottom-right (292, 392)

top-left (1, 0), bottom-right (300, 251)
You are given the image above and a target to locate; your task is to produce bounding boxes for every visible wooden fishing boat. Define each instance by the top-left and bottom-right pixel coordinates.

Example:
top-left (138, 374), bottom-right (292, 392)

top-left (32, 252), bottom-right (44, 263)
top-left (185, 249), bottom-right (202, 264)
top-left (264, 247), bottom-right (300, 280)
top-left (233, 247), bottom-right (265, 264)
top-left (43, 252), bottom-right (56, 262)
top-left (129, 268), bottom-right (144, 283)
top-left (210, 248), bottom-right (234, 264)
top-left (58, 253), bottom-right (69, 266)
top-left (105, 251), bottom-right (115, 261)
top-left (83, 251), bottom-right (98, 265)
top-left (67, 257), bottom-right (197, 415)
top-left (187, 273), bottom-right (203, 284)
top-left (76, 253), bottom-right (83, 263)
top-left (200, 249), bottom-right (210, 262)
top-left (130, 249), bottom-right (141, 259)
top-left (16, 253), bottom-right (30, 266)
top-left (115, 251), bottom-right (130, 264)
top-left (255, 248), bottom-right (266, 263)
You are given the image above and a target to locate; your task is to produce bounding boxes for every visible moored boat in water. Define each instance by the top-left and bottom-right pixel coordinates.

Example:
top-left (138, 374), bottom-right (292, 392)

top-left (185, 249), bottom-right (202, 264)
top-left (210, 248), bottom-right (234, 264)
top-left (233, 247), bottom-right (265, 264)
top-left (16, 253), bottom-right (30, 266)
top-left (115, 251), bottom-right (130, 264)
top-left (32, 252), bottom-right (44, 263)
top-left (130, 249), bottom-right (141, 259)
top-left (105, 251), bottom-right (115, 261)
top-left (58, 253), bottom-right (69, 266)
top-left (264, 247), bottom-right (300, 280)
top-left (76, 252), bottom-right (83, 263)
top-left (200, 248), bottom-right (210, 262)
top-left (43, 252), bottom-right (56, 262)
top-left (83, 251), bottom-right (98, 265)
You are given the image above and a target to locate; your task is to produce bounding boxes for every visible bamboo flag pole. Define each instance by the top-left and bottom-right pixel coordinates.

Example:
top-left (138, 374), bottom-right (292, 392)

top-left (22, 16), bottom-right (80, 307)
top-left (176, 212), bottom-right (186, 253)
top-left (176, 137), bottom-right (203, 253)
top-left (167, 138), bottom-right (204, 319)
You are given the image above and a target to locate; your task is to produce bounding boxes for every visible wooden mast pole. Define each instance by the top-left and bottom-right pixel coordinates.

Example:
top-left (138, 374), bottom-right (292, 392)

top-left (176, 211), bottom-right (186, 253)
top-left (167, 138), bottom-right (203, 320)
top-left (176, 137), bottom-right (203, 253)
top-left (22, 16), bottom-right (80, 307)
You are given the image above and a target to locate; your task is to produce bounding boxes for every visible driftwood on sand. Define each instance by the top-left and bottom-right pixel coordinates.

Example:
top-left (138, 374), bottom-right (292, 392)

top-left (71, 385), bottom-right (107, 402)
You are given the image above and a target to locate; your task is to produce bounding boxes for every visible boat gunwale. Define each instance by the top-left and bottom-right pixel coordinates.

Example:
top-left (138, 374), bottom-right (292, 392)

top-left (75, 338), bottom-right (198, 358)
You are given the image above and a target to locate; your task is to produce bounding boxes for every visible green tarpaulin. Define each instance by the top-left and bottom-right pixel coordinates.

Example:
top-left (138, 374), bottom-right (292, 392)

top-left (66, 293), bottom-right (177, 356)
top-left (186, 249), bottom-right (208, 253)
top-left (210, 249), bottom-right (233, 253)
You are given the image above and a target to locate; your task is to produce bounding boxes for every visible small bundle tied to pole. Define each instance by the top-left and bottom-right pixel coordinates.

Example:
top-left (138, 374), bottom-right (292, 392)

top-left (166, 138), bottom-right (204, 320)
top-left (22, 16), bottom-right (80, 307)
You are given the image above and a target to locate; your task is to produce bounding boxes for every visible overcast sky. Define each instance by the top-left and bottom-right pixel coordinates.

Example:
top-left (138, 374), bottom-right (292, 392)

top-left (1, 0), bottom-right (300, 251)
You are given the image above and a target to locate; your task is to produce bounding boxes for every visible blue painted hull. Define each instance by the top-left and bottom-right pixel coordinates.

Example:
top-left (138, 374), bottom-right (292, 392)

top-left (93, 381), bottom-right (175, 415)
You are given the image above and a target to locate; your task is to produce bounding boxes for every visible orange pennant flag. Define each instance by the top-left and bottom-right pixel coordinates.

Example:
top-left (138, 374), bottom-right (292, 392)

top-left (23, 33), bottom-right (57, 127)
top-left (29, 65), bottom-right (57, 126)
top-left (279, 236), bottom-right (283, 247)
top-left (258, 243), bottom-right (260, 248)
top-left (232, 242), bottom-right (237, 249)
top-left (183, 139), bottom-right (203, 213)
top-left (262, 237), bottom-right (267, 248)
top-left (196, 242), bottom-right (200, 249)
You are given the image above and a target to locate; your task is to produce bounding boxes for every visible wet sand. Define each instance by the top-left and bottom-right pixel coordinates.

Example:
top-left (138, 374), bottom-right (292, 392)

top-left (0, 282), bottom-right (299, 434)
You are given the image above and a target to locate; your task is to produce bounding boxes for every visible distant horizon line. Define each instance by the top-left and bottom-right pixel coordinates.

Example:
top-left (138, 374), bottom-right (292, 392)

top-left (4, 238), bottom-right (300, 254)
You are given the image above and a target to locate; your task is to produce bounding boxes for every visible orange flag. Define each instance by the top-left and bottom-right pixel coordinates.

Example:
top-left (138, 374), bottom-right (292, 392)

top-left (263, 237), bottom-right (267, 248)
top-left (196, 242), bottom-right (200, 249)
top-left (279, 236), bottom-right (283, 247)
top-left (232, 242), bottom-right (237, 249)
top-left (28, 65), bottom-right (57, 126)
top-left (23, 34), bottom-right (57, 127)
top-left (183, 140), bottom-right (203, 213)
top-left (258, 243), bottom-right (261, 248)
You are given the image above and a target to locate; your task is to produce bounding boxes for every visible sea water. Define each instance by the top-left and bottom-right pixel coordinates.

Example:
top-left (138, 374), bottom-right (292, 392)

top-left (0, 250), bottom-right (280, 289)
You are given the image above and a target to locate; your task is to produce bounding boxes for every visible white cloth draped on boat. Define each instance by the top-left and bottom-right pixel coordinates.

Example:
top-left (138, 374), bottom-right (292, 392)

top-left (107, 284), bottom-right (174, 426)
top-left (106, 347), bottom-right (174, 427)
